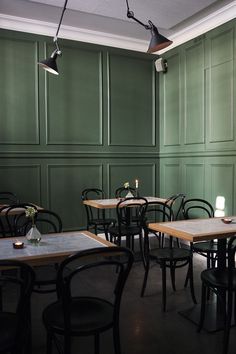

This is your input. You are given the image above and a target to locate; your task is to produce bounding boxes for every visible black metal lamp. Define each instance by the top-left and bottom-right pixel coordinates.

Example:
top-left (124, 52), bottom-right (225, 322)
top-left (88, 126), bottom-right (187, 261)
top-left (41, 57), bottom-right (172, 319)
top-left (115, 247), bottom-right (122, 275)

top-left (126, 0), bottom-right (173, 53)
top-left (38, 0), bottom-right (68, 75)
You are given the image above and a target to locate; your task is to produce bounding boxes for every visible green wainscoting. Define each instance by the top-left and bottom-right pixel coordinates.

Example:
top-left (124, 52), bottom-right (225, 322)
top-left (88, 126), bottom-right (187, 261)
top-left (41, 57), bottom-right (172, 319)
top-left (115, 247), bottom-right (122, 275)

top-left (0, 29), bottom-right (158, 230)
top-left (159, 18), bottom-right (236, 213)
top-left (0, 18), bottom-right (236, 231)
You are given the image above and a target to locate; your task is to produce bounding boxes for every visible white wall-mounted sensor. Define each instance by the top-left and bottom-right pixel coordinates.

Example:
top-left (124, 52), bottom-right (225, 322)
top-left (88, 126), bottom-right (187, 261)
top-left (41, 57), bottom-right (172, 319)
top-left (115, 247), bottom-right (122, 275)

top-left (155, 58), bottom-right (168, 73)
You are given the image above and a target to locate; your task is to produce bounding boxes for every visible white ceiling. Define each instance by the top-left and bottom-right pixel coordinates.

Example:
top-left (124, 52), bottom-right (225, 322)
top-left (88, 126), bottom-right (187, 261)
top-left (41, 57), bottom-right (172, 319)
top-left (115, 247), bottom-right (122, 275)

top-left (0, 0), bottom-right (235, 53)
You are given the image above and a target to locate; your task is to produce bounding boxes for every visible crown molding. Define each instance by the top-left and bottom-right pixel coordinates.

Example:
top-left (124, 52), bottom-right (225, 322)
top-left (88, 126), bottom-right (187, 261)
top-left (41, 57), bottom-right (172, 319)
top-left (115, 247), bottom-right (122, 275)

top-left (0, 14), bottom-right (148, 52)
top-left (159, 1), bottom-right (236, 53)
top-left (0, 1), bottom-right (235, 53)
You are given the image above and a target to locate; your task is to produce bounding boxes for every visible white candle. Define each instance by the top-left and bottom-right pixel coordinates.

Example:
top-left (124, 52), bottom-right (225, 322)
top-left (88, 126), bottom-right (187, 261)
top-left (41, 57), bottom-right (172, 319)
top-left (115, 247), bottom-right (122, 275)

top-left (135, 179), bottom-right (139, 189)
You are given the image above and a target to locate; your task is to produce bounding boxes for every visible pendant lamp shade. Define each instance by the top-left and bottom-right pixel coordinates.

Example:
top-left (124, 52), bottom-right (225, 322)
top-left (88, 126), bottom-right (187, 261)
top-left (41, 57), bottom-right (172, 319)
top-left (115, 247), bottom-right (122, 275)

top-left (147, 23), bottom-right (173, 53)
top-left (38, 0), bottom-right (68, 75)
top-left (38, 51), bottom-right (59, 75)
top-left (125, 0), bottom-right (173, 54)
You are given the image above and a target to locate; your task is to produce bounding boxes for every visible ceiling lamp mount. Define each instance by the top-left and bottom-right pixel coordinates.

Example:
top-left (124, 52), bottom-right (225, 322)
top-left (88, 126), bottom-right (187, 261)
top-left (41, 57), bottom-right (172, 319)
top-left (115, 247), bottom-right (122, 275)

top-left (38, 0), bottom-right (68, 75)
top-left (125, 0), bottom-right (173, 53)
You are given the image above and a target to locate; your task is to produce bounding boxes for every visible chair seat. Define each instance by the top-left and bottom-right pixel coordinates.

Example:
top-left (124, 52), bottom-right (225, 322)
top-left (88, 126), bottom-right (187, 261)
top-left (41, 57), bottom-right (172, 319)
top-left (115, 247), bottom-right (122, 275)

top-left (193, 241), bottom-right (218, 254)
top-left (109, 225), bottom-right (141, 237)
top-left (150, 247), bottom-right (191, 262)
top-left (43, 297), bottom-right (114, 335)
top-left (91, 218), bottom-right (115, 226)
top-left (201, 268), bottom-right (236, 289)
top-left (0, 313), bottom-right (17, 351)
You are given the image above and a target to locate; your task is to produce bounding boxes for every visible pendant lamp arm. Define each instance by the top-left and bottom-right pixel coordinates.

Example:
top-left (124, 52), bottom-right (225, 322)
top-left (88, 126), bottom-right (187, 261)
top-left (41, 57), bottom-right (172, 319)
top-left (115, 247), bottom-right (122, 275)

top-left (54, 0), bottom-right (68, 41)
top-left (125, 0), bottom-right (150, 30)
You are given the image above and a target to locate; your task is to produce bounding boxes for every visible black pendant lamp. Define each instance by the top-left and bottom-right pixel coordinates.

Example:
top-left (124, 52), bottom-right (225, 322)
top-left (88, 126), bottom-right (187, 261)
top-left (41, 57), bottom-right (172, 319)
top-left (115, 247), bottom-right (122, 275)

top-left (126, 0), bottom-right (173, 53)
top-left (38, 0), bottom-right (68, 75)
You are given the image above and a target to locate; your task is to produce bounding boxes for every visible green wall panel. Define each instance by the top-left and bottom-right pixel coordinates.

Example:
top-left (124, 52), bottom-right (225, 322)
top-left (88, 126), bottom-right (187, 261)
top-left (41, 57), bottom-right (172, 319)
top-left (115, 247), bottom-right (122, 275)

top-left (184, 41), bottom-right (205, 145)
top-left (47, 164), bottom-right (103, 230)
top-left (108, 53), bottom-right (155, 146)
top-left (45, 43), bottom-right (103, 145)
top-left (208, 162), bottom-right (234, 215)
top-left (183, 163), bottom-right (205, 198)
top-left (0, 37), bottom-right (39, 144)
top-left (208, 61), bottom-right (234, 143)
top-left (162, 52), bottom-right (181, 147)
top-left (160, 161), bottom-right (182, 198)
top-left (0, 164), bottom-right (41, 203)
top-left (108, 163), bottom-right (156, 197)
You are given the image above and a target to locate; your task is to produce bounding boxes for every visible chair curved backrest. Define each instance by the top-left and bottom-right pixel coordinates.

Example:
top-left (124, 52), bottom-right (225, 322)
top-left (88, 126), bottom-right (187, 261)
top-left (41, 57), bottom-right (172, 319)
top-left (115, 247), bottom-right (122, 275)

top-left (116, 197), bottom-right (148, 229)
top-left (81, 188), bottom-right (105, 225)
top-left (182, 198), bottom-right (214, 220)
top-left (115, 186), bottom-right (136, 198)
top-left (56, 246), bottom-right (134, 329)
top-left (0, 203), bottom-right (38, 237)
top-left (15, 209), bottom-right (63, 235)
top-left (0, 260), bottom-right (35, 353)
top-left (165, 193), bottom-right (186, 221)
top-left (0, 192), bottom-right (19, 205)
top-left (144, 201), bottom-right (172, 227)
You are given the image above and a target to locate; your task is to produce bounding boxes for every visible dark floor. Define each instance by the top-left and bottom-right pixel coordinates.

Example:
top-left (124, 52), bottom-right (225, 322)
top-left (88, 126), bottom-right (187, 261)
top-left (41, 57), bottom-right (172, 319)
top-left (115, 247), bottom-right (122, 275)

top-left (31, 239), bottom-right (236, 354)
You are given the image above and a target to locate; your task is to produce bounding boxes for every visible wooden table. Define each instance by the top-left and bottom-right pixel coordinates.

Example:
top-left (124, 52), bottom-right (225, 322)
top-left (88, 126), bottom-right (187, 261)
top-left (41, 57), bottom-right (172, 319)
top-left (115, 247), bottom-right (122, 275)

top-left (0, 231), bottom-right (113, 266)
top-left (83, 196), bottom-right (167, 209)
top-left (149, 217), bottom-right (236, 332)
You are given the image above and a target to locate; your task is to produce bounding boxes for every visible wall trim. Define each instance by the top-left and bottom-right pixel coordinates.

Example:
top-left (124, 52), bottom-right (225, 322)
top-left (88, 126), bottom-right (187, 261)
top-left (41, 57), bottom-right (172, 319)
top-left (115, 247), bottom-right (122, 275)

top-left (0, 1), bottom-right (235, 53)
top-left (160, 1), bottom-right (236, 53)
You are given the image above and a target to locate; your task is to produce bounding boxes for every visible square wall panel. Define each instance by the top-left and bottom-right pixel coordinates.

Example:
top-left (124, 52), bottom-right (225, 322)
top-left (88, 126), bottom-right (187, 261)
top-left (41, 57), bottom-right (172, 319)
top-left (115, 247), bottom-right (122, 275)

top-left (108, 54), bottom-right (155, 147)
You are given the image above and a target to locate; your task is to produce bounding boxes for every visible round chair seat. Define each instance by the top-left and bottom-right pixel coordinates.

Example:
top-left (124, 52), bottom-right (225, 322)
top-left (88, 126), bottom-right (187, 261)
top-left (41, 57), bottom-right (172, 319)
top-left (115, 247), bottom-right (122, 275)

top-left (109, 225), bottom-right (140, 237)
top-left (201, 268), bottom-right (236, 289)
top-left (150, 247), bottom-right (191, 262)
top-left (193, 241), bottom-right (218, 253)
top-left (91, 218), bottom-right (115, 226)
top-left (43, 297), bottom-right (114, 335)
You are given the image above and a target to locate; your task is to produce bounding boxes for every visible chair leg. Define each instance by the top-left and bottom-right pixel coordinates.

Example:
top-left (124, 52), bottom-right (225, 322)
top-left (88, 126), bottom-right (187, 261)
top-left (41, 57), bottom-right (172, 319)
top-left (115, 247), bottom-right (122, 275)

top-left (113, 322), bottom-right (121, 354)
top-left (184, 266), bottom-right (189, 288)
top-left (94, 334), bottom-right (100, 354)
top-left (141, 262), bottom-right (150, 297)
top-left (170, 261), bottom-right (176, 291)
top-left (161, 261), bottom-right (167, 312)
top-left (104, 225), bottom-right (109, 241)
top-left (234, 292), bottom-right (236, 325)
top-left (139, 233), bottom-right (146, 268)
top-left (188, 258), bottom-right (197, 304)
top-left (46, 332), bottom-right (53, 354)
top-left (197, 283), bottom-right (207, 332)
top-left (222, 289), bottom-right (233, 354)
top-left (64, 333), bottom-right (71, 354)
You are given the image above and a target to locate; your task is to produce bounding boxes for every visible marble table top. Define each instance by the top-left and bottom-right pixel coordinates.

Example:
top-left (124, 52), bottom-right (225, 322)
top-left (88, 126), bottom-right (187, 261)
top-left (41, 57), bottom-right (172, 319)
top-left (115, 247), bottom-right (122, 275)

top-left (0, 231), bottom-right (112, 266)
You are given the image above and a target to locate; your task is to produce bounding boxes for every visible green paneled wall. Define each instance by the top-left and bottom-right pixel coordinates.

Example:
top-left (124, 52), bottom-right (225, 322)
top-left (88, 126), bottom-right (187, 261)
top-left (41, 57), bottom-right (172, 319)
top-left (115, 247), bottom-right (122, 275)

top-left (160, 19), bottom-right (236, 213)
top-left (1, 18), bottom-right (236, 231)
top-left (0, 29), bottom-right (158, 230)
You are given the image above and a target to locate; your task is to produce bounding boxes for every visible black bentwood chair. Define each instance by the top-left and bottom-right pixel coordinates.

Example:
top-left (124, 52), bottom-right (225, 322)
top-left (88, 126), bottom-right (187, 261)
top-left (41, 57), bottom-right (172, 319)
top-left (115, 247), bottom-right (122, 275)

top-left (14, 208), bottom-right (63, 294)
top-left (198, 236), bottom-right (236, 354)
top-left (81, 188), bottom-right (116, 241)
top-left (182, 199), bottom-right (218, 269)
top-left (42, 246), bottom-right (134, 354)
top-left (0, 203), bottom-right (38, 238)
top-left (141, 201), bottom-right (197, 312)
top-left (108, 197), bottom-right (147, 265)
top-left (0, 192), bottom-right (19, 205)
top-left (0, 260), bottom-right (35, 354)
